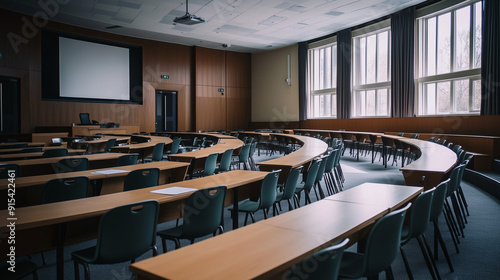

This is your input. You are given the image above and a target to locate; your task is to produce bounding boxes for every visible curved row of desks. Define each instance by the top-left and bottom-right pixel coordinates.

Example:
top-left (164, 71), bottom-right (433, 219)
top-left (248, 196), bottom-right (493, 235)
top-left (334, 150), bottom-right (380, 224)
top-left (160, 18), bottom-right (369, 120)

top-left (0, 130), bottom-right (455, 279)
top-left (292, 129), bottom-right (458, 189)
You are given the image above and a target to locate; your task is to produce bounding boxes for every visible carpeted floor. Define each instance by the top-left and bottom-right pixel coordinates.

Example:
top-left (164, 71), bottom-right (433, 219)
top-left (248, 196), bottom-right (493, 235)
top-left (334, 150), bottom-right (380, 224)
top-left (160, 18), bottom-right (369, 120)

top-left (26, 148), bottom-right (500, 279)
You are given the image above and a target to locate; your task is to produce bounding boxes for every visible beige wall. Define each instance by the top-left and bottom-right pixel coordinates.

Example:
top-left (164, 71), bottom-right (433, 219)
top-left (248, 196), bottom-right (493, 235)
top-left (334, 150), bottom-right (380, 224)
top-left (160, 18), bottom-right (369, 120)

top-left (251, 45), bottom-right (300, 125)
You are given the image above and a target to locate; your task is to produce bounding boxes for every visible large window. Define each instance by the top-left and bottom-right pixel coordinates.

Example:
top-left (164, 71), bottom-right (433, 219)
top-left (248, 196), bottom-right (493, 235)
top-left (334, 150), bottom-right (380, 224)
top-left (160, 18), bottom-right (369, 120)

top-left (308, 42), bottom-right (337, 118)
top-left (416, 0), bottom-right (481, 115)
top-left (352, 27), bottom-right (391, 117)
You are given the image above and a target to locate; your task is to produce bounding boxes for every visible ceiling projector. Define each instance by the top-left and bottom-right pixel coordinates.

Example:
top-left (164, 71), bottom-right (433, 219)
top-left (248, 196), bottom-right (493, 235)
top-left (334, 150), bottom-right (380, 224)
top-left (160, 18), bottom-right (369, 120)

top-left (173, 13), bottom-right (205, 25)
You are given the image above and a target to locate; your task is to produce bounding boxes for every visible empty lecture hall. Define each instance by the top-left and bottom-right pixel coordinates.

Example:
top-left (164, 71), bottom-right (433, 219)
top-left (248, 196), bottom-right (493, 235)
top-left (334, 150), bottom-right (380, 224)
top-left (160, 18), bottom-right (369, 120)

top-left (1, 0), bottom-right (499, 279)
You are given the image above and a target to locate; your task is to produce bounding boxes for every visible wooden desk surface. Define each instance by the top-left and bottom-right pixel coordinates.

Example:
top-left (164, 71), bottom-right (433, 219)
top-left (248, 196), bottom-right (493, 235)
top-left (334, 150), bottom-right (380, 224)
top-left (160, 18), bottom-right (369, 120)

top-left (0, 146), bottom-right (82, 155)
top-left (130, 183), bottom-right (421, 280)
top-left (0, 149), bottom-right (85, 161)
top-left (324, 183), bottom-right (423, 211)
top-left (3, 153), bottom-right (125, 176)
top-left (0, 169), bottom-right (266, 232)
top-left (168, 138), bottom-right (244, 161)
top-left (0, 161), bottom-right (190, 202)
top-left (0, 142), bottom-right (45, 148)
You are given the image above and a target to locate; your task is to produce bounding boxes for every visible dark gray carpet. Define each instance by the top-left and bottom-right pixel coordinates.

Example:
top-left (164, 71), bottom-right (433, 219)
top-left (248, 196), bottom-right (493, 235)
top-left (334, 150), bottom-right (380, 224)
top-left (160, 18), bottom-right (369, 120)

top-left (24, 149), bottom-right (500, 279)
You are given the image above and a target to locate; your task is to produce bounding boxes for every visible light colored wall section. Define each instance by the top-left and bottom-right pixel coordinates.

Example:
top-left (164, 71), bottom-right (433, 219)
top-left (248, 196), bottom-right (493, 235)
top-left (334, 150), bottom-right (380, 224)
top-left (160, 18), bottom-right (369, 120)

top-left (251, 45), bottom-right (300, 124)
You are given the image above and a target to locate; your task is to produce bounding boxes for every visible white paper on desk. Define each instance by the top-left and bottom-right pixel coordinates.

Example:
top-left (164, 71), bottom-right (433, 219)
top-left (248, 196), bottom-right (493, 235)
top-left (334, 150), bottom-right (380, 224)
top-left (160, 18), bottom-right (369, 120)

top-left (151, 187), bottom-right (197, 195)
top-left (91, 169), bottom-right (129, 175)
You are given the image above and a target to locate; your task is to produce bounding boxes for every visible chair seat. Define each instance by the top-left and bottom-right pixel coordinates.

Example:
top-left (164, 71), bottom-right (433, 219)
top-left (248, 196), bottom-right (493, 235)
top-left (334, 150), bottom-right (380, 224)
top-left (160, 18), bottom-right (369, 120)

top-left (157, 226), bottom-right (183, 239)
top-left (338, 252), bottom-right (366, 278)
top-left (237, 199), bottom-right (260, 212)
top-left (400, 224), bottom-right (411, 244)
top-left (72, 246), bottom-right (99, 264)
top-left (294, 182), bottom-right (305, 193)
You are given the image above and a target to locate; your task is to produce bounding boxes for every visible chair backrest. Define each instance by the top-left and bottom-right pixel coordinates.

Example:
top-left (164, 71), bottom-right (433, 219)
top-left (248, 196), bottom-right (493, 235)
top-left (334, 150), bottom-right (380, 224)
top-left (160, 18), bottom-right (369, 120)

top-left (19, 147), bottom-right (43, 153)
top-left (286, 238), bottom-right (349, 280)
top-left (281, 166), bottom-right (303, 200)
top-left (92, 200), bottom-right (159, 263)
top-left (402, 188), bottom-right (435, 242)
top-left (170, 138), bottom-right (182, 154)
top-left (397, 132), bottom-right (404, 136)
top-left (429, 179), bottom-right (450, 221)
top-left (42, 148), bottom-right (68, 158)
top-left (123, 168), bottom-right (160, 192)
top-left (202, 153), bottom-right (219, 176)
top-left (303, 158), bottom-right (321, 192)
top-left (0, 163), bottom-right (19, 179)
top-left (259, 170), bottom-right (281, 209)
top-left (249, 142), bottom-right (257, 157)
top-left (362, 203), bottom-right (411, 277)
top-left (217, 148), bottom-right (234, 172)
top-left (181, 185), bottom-right (227, 238)
top-left (42, 176), bottom-right (90, 204)
top-left (116, 153), bottom-right (139, 166)
top-left (315, 155), bottom-right (328, 184)
top-left (103, 138), bottom-right (117, 153)
top-left (411, 134), bottom-right (419, 139)
top-left (238, 143), bottom-right (251, 162)
top-left (54, 157), bottom-right (89, 173)
top-left (452, 145), bottom-right (462, 153)
top-left (151, 142), bottom-right (165, 161)
top-left (324, 149), bottom-right (338, 173)
top-left (79, 113), bottom-right (91, 125)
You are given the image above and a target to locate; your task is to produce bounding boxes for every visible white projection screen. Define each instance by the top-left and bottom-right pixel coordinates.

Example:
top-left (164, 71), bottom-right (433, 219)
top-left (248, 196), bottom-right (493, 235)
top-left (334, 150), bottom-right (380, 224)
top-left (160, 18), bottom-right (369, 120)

top-left (59, 37), bottom-right (130, 100)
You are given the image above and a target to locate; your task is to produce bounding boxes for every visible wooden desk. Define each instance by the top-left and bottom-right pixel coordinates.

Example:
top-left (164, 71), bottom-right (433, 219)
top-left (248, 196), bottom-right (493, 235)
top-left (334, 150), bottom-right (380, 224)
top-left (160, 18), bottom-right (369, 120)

top-left (291, 129), bottom-right (457, 190)
top-left (168, 138), bottom-right (244, 177)
top-left (72, 136), bottom-right (130, 154)
top-left (257, 134), bottom-right (328, 183)
top-left (110, 136), bottom-right (172, 162)
top-left (0, 142), bottom-right (45, 148)
top-left (0, 149), bottom-right (86, 161)
top-left (324, 183), bottom-right (423, 211)
top-left (0, 146), bottom-right (84, 155)
top-left (129, 183), bottom-right (422, 280)
top-left (396, 137), bottom-right (457, 189)
top-left (0, 170), bottom-right (267, 280)
top-left (0, 161), bottom-right (190, 208)
top-left (3, 153), bottom-right (126, 176)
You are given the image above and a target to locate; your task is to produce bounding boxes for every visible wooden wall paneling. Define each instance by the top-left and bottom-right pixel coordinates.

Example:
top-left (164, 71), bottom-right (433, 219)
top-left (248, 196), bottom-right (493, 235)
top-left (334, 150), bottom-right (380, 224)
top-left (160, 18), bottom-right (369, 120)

top-left (195, 47), bottom-right (226, 131)
top-left (196, 86), bottom-right (227, 131)
top-left (226, 52), bottom-right (251, 88)
top-left (195, 47), bottom-right (225, 87)
top-left (226, 87), bottom-right (251, 130)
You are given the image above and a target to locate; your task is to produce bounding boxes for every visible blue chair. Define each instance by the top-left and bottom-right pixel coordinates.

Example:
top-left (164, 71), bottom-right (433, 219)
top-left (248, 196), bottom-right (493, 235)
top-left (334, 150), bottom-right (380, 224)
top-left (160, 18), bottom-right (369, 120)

top-left (400, 188), bottom-right (439, 280)
top-left (286, 238), bottom-right (349, 280)
top-left (72, 200), bottom-right (159, 280)
top-left (42, 148), bottom-right (68, 158)
top-left (294, 158), bottom-right (321, 206)
top-left (232, 170), bottom-right (281, 225)
top-left (339, 203), bottom-right (411, 279)
top-left (274, 166), bottom-right (302, 213)
top-left (144, 142), bottom-right (165, 162)
top-left (116, 153), bottom-right (139, 166)
top-left (123, 168), bottom-right (160, 192)
top-left (54, 157), bottom-right (89, 173)
top-left (157, 185), bottom-right (227, 252)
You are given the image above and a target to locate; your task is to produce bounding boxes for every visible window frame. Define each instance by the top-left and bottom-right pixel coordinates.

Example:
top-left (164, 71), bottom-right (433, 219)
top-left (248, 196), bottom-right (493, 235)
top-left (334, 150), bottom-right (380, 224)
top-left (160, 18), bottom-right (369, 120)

top-left (415, 0), bottom-right (482, 116)
top-left (307, 39), bottom-right (338, 119)
top-left (351, 25), bottom-right (392, 118)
